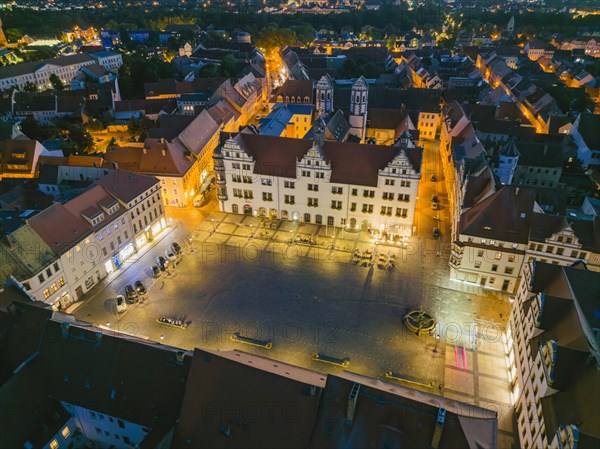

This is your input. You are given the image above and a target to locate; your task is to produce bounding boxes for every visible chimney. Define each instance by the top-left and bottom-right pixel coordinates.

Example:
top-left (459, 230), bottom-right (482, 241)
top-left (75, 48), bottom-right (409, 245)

top-left (161, 148), bottom-right (166, 157)
top-left (143, 147), bottom-right (147, 155)
top-left (346, 383), bottom-right (360, 424)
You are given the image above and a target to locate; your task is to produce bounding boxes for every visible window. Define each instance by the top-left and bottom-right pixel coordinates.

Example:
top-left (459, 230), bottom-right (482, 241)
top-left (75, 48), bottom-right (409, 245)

top-left (43, 289), bottom-right (51, 299)
top-left (382, 192), bottom-right (394, 200)
top-left (477, 250), bottom-right (484, 257)
top-left (396, 208), bottom-right (407, 217)
top-left (492, 264), bottom-right (498, 272)
top-left (495, 252), bottom-right (502, 260)
top-left (284, 181), bottom-right (295, 189)
top-left (242, 176), bottom-right (252, 183)
top-left (58, 277), bottom-right (65, 287)
top-left (385, 179), bottom-right (395, 186)
top-left (243, 190), bottom-right (253, 199)
top-left (233, 188), bottom-right (242, 198)
top-left (351, 189), bottom-right (358, 196)
top-left (380, 206), bottom-right (392, 215)
top-left (102, 247), bottom-right (107, 257)
top-left (54, 262), bottom-right (60, 272)
top-left (262, 192), bottom-right (273, 201)
top-left (61, 426), bottom-right (70, 438)
top-left (316, 172), bottom-right (325, 179)
top-left (505, 267), bottom-right (514, 275)
top-left (118, 419), bottom-right (126, 429)
top-left (242, 164), bottom-right (251, 170)
top-left (38, 273), bottom-right (45, 283)
top-left (284, 195), bottom-right (295, 204)
top-left (363, 190), bottom-right (374, 198)
top-left (362, 204), bottom-right (373, 213)
top-left (302, 170), bottom-right (311, 177)
top-left (400, 180), bottom-right (411, 187)
top-left (50, 440), bottom-right (59, 449)
top-left (332, 186), bottom-right (343, 194)
top-left (308, 184), bottom-right (319, 191)
top-left (350, 202), bottom-right (356, 212)
top-left (232, 175), bottom-right (242, 182)
top-left (308, 198), bottom-right (318, 207)
top-left (110, 242), bottom-right (115, 251)
top-left (331, 200), bottom-right (342, 209)
top-left (474, 261), bottom-right (481, 268)
top-left (261, 178), bottom-right (272, 186)
top-left (327, 216), bottom-right (334, 226)
top-left (51, 283), bottom-right (58, 293)
top-left (232, 162), bottom-right (240, 169)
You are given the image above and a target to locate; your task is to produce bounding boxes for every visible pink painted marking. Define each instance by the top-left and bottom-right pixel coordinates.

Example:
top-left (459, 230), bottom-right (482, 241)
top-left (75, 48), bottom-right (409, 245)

top-left (462, 346), bottom-right (468, 370)
top-left (455, 345), bottom-right (461, 368)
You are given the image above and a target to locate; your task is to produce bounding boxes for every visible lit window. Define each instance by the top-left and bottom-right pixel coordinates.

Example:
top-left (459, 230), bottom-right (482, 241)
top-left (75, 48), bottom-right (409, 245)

top-left (50, 440), bottom-right (59, 449)
top-left (61, 426), bottom-right (70, 438)
top-left (43, 289), bottom-right (51, 299)
top-left (75, 245), bottom-right (81, 252)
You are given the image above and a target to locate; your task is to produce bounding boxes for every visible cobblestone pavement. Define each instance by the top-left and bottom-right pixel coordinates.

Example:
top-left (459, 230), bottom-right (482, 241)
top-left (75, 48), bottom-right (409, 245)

top-left (72, 145), bottom-right (516, 447)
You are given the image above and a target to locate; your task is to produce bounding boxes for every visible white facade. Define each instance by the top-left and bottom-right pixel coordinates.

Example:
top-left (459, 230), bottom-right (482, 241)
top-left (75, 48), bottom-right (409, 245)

top-left (0, 52), bottom-right (122, 91)
top-left (315, 74), bottom-right (334, 115)
top-left (417, 111), bottom-right (440, 140)
top-left (348, 76), bottom-right (369, 141)
top-left (216, 132), bottom-right (421, 236)
top-left (62, 402), bottom-right (149, 449)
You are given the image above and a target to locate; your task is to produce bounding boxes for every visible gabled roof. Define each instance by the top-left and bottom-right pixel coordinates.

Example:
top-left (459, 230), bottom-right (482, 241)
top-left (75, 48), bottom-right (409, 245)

top-left (96, 169), bottom-right (159, 204)
top-left (460, 186), bottom-right (536, 243)
top-left (576, 113), bottom-right (600, 150)
top-left (173, 349), bottom-right (323, 448)
top-left (232, 133), bottom-right (418, 186)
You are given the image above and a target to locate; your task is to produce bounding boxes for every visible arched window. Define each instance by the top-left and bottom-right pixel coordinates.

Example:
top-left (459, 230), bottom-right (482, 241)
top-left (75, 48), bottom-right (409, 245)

top-left (356, 95), bottom-right (360, 102)
top-left (321, 92), bottom-right (325, 100)
top-left (327, 92), bottom-right (331, 100)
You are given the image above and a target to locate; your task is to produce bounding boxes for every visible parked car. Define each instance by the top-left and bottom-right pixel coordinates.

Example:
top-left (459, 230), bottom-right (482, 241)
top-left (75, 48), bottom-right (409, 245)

top-left (431, 175), bottom-right (437, 182)
top-left (134, 280), bottom-right (147, 295)
top-left (165, 250), bottom-right (177, 261)
top-left (125, 285), bottom-right (138, 303)
top-left (171, 242), bottom-right (182, 254)
top-left (433, 228), bottom-right (440, 238)
top-left (151, 265), bottom-right (162, 278)
top-left (157, 256), bottom-right (168, 271)
top-left (193, 193), bottom-right (206, 208)
top-left (115, 295), bottom-right (127, 313)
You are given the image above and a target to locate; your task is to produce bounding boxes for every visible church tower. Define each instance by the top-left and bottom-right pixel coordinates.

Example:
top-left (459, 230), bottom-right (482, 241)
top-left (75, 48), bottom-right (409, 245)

top-left (0, 16), bottom-right (8, 47)
top-left (315, 74), bottom-right (334, 115)
top-left (507, 16), bottom-right (515, 33)
top-left (495, 138), bottom-right (520, 185)
top-left (348, 76), bottom-right (368, 141)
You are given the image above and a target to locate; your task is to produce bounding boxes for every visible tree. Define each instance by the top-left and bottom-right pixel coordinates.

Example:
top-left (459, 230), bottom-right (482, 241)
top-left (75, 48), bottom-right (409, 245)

top-left (23, 82), bottom-right (37, 92)
top-left (49, 74), bottom-right (64, 91)
top-left (220, 54), bottom-right (238, 77)
top-left (255, 26), bottom-right (296, 54)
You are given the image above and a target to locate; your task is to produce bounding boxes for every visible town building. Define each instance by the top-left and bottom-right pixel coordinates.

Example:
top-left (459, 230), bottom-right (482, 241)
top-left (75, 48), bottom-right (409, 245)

top-left (570, 112), bottom-right (600, 168)
top-left (0, 138), bottom-right (50, 181)
top-left (258, 102), bottom-right (313, 138)
top-left (508, 261), bottom-right (600, 449)
top-left (449, 186), bottom-right (536, 292)
top-left (106, 108), bottom-right (221, 207)
top-left (214, 124), bottom-right (422, 236)
top-left (2, 170), bottom-right (164, 308)
top-left (0, 52), bottom-right (122, 91)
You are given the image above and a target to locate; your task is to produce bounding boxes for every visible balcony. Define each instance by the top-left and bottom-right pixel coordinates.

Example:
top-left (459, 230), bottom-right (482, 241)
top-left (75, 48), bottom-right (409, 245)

top-left (539, 340), bottom-right (557, 386)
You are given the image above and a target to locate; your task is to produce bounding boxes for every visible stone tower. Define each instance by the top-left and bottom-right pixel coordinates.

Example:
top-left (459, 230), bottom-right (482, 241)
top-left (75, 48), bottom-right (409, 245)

top-left (348, 76), bottom-right (368, 141)
top-left (315, 74), bottom-right (334, 115)
top-left (507, 16), bottom-right (515, 33)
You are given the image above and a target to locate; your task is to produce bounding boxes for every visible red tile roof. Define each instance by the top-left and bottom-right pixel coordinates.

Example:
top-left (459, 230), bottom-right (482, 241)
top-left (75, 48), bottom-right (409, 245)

top-left (96, 169), bottom-right (159, 203)
top-left (234, 133), bottom-right (420, 187)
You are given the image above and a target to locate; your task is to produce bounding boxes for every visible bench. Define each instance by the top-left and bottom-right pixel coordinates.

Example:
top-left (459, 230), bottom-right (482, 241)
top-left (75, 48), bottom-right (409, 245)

top-left (384, 370), bottom-right (434, 388)
top-left (231, 332), bottom-right (272, 349)
top-left (312, 352), bottom-right (350, 367)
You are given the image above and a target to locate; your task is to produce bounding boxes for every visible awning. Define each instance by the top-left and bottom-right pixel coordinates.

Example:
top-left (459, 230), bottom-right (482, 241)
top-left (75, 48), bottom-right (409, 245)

top-left (200, 174), bottom-right (215, 193)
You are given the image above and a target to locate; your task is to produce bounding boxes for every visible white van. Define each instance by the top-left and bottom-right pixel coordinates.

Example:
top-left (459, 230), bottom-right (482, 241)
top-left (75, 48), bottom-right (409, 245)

top-left (193, 193), bottom-right (206, 207)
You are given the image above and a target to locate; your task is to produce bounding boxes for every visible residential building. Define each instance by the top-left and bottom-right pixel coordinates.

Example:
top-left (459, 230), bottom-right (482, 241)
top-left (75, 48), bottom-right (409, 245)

top-left (5, 170), bottom-right (164, 307)
top-left (258, 103), bottom-right (313, 138)
top-left (215, 124), bottom-right (422, 236)
top-left (0, 52), bottom-right (122, 91)
top-left (0, 139), bottom-right (49, 181)
top-left (525, 39), bottom-right (554, 61)
top-left (271, 79), bottom-right (314, 105)
top-left (508, 261), bottom-right (600, 449)
top-left (449, 186), bottom-right (537, 292)
top-left (526, 213), bottom-right (600, 272)
top-left (0, 317), bottom-right (192, 449)
top-left (570, 113), bottom-right (600, 168)
top-left (106, 109), bottom-right (221, 207)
